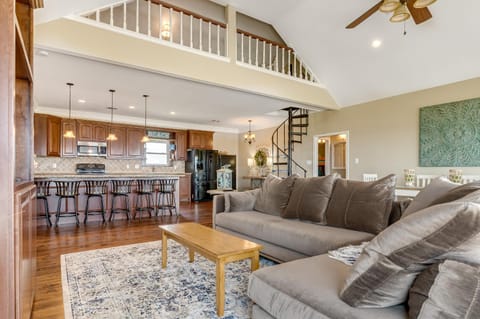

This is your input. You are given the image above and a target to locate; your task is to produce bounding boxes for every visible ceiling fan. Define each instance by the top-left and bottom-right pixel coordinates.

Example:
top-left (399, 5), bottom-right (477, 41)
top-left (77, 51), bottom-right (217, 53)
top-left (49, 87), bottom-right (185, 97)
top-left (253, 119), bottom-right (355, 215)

top-left (346, 0), bottom-right (436, 29)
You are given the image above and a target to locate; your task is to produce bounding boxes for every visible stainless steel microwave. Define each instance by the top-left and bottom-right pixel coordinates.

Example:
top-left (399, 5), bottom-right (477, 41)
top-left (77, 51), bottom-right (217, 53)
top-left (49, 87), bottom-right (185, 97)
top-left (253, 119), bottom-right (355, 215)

top-left (77, 141), bottom-right (107, 157)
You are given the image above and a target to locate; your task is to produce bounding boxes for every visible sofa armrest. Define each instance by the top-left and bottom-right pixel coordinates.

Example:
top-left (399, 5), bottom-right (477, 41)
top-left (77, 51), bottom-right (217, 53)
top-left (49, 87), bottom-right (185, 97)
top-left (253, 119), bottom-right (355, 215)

top-left (212, 194), bottom-right (225, 228)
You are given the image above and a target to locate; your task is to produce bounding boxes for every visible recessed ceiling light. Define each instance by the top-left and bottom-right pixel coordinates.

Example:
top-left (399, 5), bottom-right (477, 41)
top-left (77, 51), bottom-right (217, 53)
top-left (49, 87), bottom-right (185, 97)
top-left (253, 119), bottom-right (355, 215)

top-left (78, 99), bottom-right (86, 104)
top-left (371, 39), bottom-right (382, 48)
top-left (170, 111), bottom-right (176, 115)
top-left (129, 105), bottom-right (135, 109)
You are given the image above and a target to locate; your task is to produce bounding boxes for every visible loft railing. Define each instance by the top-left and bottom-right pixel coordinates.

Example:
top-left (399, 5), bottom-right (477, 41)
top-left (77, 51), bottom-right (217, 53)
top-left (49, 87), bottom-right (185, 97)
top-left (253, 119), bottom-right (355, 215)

top-left (79, 0), bottom-right (227, 57)
top-left (237, 30), bottom-right (318, 84)
top-left (77, 0), bottom-right (319, 84)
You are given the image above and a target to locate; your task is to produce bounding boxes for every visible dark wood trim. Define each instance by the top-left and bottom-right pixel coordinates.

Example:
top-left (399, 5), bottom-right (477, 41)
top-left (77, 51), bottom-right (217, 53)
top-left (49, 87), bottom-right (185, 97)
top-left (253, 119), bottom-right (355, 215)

top-left (149, 0), bottom-right (227, 28)
top-left (237, 28), bottom-right (292, 51)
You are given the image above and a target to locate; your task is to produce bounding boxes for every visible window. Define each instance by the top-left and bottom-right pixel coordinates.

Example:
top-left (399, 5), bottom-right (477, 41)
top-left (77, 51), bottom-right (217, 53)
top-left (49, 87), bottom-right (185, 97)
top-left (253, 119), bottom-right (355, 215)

top-left (144, 140), bottom-right (170, 165)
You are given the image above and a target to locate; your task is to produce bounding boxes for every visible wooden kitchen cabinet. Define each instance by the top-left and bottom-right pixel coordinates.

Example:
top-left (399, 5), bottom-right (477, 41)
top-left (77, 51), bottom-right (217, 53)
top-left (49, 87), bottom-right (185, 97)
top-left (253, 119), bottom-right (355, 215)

top-left (175, 130), bottom-right (187, 160)
top-left (77, 120), bottom-right (107, 142)
top-left (107, 126), bottom-right (127, 158)
top-left (34, 114), bottom-right (61, 157)
top-left (61, 119), bottom-right (77, 157)
top-left (179, 173), bottom-right (192, 202)
top-left (126, 127), bottom-right (145, 158)
top-left (187, 130), bottom-right (213, 150)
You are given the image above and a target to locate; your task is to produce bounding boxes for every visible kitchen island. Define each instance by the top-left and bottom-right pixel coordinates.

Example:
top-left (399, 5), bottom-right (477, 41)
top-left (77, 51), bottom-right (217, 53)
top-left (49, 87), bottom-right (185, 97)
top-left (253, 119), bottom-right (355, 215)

top-left (34, 173), bottom-right (184, 225)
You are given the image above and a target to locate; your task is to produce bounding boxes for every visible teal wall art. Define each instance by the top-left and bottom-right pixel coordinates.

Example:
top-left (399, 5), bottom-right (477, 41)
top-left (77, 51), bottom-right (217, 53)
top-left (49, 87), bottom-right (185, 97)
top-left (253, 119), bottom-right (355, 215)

top-left (419, 97), bottom-right (480, 167)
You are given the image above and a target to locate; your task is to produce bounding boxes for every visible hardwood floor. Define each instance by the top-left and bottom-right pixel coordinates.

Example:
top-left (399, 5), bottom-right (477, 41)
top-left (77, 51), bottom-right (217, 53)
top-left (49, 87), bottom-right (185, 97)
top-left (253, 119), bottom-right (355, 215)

top-left (32, 201), bottom-right (213, 319)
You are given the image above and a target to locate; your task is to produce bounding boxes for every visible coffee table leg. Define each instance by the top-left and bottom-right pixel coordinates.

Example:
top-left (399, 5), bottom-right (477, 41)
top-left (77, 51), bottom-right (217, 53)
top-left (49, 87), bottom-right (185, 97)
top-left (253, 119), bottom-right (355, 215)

top-left (251, 251), bottom-right (260, 271)
top-left (216, 260), bottom-right (225, 317)
top-left (189, 248), bottom-right (194, 262)
top-left (162, 231), bottom-right (167, 268)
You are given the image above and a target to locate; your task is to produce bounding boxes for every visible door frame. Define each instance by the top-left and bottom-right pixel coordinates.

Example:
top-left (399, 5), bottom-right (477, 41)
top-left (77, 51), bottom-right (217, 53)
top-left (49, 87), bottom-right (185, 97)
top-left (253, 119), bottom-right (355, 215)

top-left (313, 131), bottom-right (350, 179)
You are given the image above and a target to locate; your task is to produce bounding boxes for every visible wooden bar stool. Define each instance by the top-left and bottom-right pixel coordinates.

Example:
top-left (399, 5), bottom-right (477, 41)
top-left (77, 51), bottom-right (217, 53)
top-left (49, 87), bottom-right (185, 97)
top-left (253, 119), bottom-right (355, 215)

top-left (110, 179), bottom-right (132, 221)
top-left (135, 179), bottom-right (155, 219)
top-left (83, 180), bottom-right (108, 224)
top-left (35, 180), bottom-right (52, 227)
top-left (157, 179), bottom-right (178, 216)
top-left (54, 180), bottom-right (81, 227)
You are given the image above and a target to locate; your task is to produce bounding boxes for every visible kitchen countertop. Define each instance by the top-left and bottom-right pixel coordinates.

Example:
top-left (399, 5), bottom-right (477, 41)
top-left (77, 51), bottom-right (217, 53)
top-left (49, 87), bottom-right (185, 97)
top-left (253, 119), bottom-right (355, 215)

top-left (34, 172), bottom-right (184, 180)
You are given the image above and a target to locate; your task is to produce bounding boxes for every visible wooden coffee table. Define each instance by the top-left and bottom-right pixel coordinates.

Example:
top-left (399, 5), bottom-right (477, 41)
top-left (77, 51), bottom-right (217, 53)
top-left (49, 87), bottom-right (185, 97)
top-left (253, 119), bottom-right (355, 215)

top-left (159, 222), bottom-right (263, 316)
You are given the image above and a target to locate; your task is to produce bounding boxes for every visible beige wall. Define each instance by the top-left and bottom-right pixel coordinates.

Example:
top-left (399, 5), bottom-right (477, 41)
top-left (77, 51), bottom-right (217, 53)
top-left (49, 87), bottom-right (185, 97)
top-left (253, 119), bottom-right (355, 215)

top-left (213, 132), bottom-right (238, 155)
top-left (291, 77), bottom-right (480, 184)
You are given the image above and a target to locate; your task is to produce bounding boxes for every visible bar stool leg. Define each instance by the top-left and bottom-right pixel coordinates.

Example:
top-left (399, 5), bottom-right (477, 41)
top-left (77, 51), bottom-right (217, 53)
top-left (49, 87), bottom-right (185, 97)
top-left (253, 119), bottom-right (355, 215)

top-left (125, 195), bottom-right (131, 220)
top-left (55, 196), bottom-right (62, 227)
top-left (109, 195), bottom-right (115, 221)
top-left (84, 196), bottom-right (90, 224)
top-left (74, 196), bottom-right (80, 226)
top-left (43, 198), bottom-right (52, 227)
top-left (100, 194), bottom-right (106, 223)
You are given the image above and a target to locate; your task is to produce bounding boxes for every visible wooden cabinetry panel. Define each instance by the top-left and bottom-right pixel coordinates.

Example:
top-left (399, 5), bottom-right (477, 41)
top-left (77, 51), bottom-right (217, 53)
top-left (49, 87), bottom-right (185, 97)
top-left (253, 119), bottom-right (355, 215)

top-left (107, 126), bottom-right (126, 158)
top-left (94, 125), bottom-right (107, 142)
top-left (187, 130), bottom-right (214, 150)
top-left (126, 127), bottom-right (144, 158)
top-left (78, 121), bottom-right (107, 142)
top-left (47, 116), bottom-right (61, 157)
top-left (61, 120), bottom-right (77, 157)
top-left (179, 173), bottom-right (192, 202)
top-left (175, 130), bottom-right (187, 160)
top-left (34, 114), bottom-right (61, 157)
top-left (34, 114), bottom-right (47, 156)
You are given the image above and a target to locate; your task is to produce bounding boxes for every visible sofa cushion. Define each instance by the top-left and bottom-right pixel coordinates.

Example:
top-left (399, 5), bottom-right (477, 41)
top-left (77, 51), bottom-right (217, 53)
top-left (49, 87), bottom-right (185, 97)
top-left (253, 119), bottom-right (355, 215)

top-left (401, 177), bottom-right (458, 218)
top-left (248, 254), bottom-right (407, 319)
top-left (283, 174), bottom-right (338, 223)
top-left (408, 260), bottom-right (480, 319)
top-left (215, 211), bottom-right (374, 257)
top-left (340, 190), bottom-right (480, 308)
top-left (224, 189), bottom-right (260, 212)
top-left (254, 174), bottom-right (296, 216)
top-left (325, 174), bottom-right (397, 234)
top-left (430, 180), bottom-right (480, 206)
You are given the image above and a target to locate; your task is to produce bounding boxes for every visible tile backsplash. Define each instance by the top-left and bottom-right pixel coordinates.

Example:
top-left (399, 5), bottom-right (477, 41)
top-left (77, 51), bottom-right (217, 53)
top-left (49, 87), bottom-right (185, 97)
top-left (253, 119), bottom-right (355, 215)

top-left (34, 156), bottom-right (185, 174)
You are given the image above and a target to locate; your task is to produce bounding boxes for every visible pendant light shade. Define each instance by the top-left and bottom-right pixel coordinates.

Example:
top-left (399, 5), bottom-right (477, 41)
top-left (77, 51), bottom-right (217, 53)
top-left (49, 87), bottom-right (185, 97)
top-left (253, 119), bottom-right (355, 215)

top-left (63, 82), bottom-right (75, 138)
top-left (413, 0), bottom-right (436, 8)
top-left (380, 0), bottom-right (401, 13)
top-left (244, 120), bottom-right (256, 144)
top-left (106, 89), bottom-right (118, 141)
top-left (141, 94), bottom-right (150, 143)
top-left (390, 4), bottom-right (410, 23)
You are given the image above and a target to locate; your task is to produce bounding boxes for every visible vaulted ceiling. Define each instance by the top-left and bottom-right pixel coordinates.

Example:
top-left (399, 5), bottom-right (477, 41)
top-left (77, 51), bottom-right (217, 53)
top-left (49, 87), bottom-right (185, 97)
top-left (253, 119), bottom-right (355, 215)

top-left (34, 0), bottom-right (480, 131)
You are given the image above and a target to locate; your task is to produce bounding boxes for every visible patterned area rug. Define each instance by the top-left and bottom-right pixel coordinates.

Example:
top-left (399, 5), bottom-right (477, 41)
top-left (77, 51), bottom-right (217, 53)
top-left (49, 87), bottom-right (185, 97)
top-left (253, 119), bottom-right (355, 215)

top-left (61, 240), bottom-right (275, 319)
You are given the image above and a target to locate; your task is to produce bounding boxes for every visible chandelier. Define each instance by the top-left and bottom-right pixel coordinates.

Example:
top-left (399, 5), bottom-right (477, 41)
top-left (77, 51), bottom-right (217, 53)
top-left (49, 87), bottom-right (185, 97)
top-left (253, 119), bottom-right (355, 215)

top-left (244, 120), bottom-right (256, 144)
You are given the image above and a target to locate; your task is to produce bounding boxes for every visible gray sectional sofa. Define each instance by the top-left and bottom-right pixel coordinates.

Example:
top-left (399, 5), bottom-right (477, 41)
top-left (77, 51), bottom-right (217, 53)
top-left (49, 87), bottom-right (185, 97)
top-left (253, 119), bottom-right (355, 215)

top-left (212, 174), bottom-right (480, 319)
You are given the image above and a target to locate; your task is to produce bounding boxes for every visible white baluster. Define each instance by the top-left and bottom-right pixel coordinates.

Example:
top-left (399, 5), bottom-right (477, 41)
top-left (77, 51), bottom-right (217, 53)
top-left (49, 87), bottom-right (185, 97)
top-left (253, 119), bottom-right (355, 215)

top-left (248, 35), bottom-right (252, 64)
top-left (300, 60), bottom-right (303, 79)
top-left (123, 2), bottom-right (126, 29)
top-left (240, 33), bottom-right (244, 63)
top-left (96, 9), bottom-right (99, 22)
top-left (255, 38), bottom-right (259, 67)
top-left (136, 0), bottom-right (139, 33)
top-left (190, 15), bottom-right (193, 48)
top-left (199, 18), bottom-right (203, 50)
top-left (269, 43), bottom-right (272, 70)
top-left (180, 12), bottom-right (183, 46)
top-left (288, 50), bottom-right (291, 75)
top-left (216, 24), bottom-right (220, 55)
top-left (262, 41), bottom-right (266, 68)
top-left (169, 8), bottom-right (173, 42)
top-left (208, 22), bottom-right (212, 53)
top-left (110, 5), bottom-right (113, 26)
top-left (293, 52), bottom-right (297, 77)
top-left (275, 45), bottom-right (279, 71)
top-left (282, 48), bottom-right (285, 73)
top-left (147, 0), bottom-right (151, 36)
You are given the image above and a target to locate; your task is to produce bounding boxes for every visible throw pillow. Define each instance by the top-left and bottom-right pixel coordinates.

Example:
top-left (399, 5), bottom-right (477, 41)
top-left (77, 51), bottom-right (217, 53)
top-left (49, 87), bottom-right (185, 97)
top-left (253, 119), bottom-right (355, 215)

top-left (254, 174), bottom-right (296, 216)
top-left (282, 174), bottom-right (338, 223)
top-left (409, 260), bottom-right (480, 319)
top-left (430, 181), bottom-right (480, 206)
top-left (401, 177), bottom-right (458, 218)
top-left (340, 190), bottom-right (480, 308)
top-left (325, 174), bottom-right (397, 234)
top-left (224, 189), bottom-right (260, 212)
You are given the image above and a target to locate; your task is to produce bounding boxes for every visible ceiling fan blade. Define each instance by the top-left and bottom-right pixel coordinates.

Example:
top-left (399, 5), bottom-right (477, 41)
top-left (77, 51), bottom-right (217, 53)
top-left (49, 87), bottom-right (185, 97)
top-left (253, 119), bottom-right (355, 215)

top-left (346, 0), bottom-right (384, 29)
top-left (407, 0), bottom-right (432, 24)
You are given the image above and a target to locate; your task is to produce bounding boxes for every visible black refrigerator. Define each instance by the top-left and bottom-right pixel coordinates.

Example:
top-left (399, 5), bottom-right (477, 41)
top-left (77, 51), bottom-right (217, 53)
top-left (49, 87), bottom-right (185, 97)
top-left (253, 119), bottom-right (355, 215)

top-left (186, 150), bottom-right (236, 201)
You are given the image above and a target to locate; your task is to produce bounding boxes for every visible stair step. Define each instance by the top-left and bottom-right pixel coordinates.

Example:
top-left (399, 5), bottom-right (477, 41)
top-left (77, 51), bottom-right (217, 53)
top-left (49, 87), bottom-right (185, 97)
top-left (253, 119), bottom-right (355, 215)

top-left (291, 124), bottom-right (308, 127)
top-left (273, 162), bottom-right (288, 166)
top-left (292, 140), bottom-right (302, 143)
top-left (291, 114), bottom-right (308, 119)
top-left (291, 132), bottom-right (303, 136)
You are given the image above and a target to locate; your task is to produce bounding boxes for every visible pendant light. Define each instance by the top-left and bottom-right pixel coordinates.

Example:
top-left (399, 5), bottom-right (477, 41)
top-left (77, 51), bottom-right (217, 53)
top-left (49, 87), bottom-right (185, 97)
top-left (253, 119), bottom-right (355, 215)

top-left (244, 120), bottom-right (256, 144)
top-left (413, 0), bottom-right (436, 8)
top-left (390, 4), bottom-right (410, 23)
top-left (141, 94), bottom-right (150, 143)
top-left (106, 89), bottom-right (118, 141)
top-left (63, 82), bottom-right (75, 138)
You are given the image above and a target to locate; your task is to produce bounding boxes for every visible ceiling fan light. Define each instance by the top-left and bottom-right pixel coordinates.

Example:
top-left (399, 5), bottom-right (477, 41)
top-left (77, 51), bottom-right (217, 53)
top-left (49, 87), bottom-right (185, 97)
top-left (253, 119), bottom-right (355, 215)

top-left (380, 0), bottom-right (401, 13)
top-left (413, 0), bottom-right (436, 8)
top-left (390, 5), bottom-right (410, 23)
